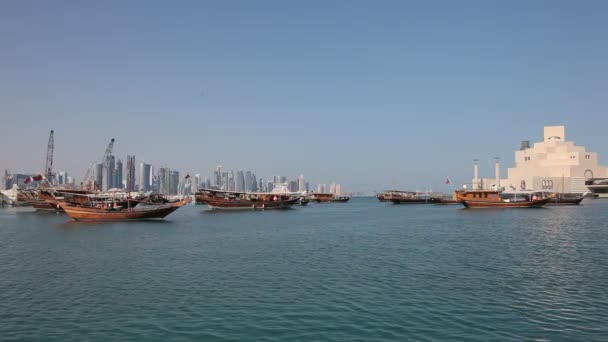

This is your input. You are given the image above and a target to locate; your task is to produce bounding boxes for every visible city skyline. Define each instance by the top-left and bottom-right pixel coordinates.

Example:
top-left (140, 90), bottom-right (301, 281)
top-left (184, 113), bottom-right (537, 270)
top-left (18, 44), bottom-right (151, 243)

top-left (1, 1), bottom-right (607, 192)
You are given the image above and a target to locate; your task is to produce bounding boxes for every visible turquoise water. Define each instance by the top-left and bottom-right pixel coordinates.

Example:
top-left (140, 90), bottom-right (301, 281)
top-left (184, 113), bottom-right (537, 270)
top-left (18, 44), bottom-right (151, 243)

top-left (1, 198), bottom-right (607, 341)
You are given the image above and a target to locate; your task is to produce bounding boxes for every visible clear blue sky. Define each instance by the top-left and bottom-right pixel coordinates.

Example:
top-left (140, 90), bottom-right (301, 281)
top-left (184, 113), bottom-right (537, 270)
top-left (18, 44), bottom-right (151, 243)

top-left (1, 0), bottom-right (607, 193)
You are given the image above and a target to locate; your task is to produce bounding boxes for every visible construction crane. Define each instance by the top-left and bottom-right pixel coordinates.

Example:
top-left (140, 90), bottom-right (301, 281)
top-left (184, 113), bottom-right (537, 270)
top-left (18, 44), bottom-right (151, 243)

top-left (82, 138), bottom-right (115, 190)
top-left (45, 130), bottom-right (55, 184)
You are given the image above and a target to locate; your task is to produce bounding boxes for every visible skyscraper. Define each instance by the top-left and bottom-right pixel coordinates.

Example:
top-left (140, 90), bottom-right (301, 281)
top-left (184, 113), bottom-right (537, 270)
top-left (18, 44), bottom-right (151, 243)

top-left (102, 155), bottom-right (115, 191)
top-left (57, 171), bottom-right (68, 185)
top-left (139, 162), bottom-right (151, 192)
top-left (251, 173), bottom-right (258, 192)
top-left (288, 180), bottom-right (298, 192)
top-left (245, 171), bottom-right (252, 191)
top-left (317, 184), bottom-right (327, 193)
top-left (115, 159), bottom-right (123, 189)
top-left (94, 162), bottom-right (103, 190)
top-left (194, 174), bottom-right (201, 192)
top-left (126, 155), bottom-right (136, 192)
top-left (158, 167), bottom-right (169, 195)
top-left (228, 170), bottom-right (235, 191)
top-left (169, 170), bottom-right (179, 195)
top-left (221, 172), bottom-right (229, 190)
top-left (215, 165), bottom-right (223, 188)
top-left (258, 178), bottom-right (265, 192)
top-left (235, 171), bottom-right (245, 192)
top-left (329, 183), bottom-right (336, 194)
top-left (298, 175), bottom-right (306, 192)
top-left (151, 166), bottom-right (157, 192)
top-left (273, 175), bottom-right (286, 188)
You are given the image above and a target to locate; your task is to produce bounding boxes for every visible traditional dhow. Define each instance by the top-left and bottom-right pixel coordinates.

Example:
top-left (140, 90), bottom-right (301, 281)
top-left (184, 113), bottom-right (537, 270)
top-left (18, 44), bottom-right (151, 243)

top-left (35, 189), bottom-right (92, 212)
top-left (196, 189), bottom-right (301, 210)
top-left (194, 191), bottom-right (207, 205)
top-left (1, 186), bottom-right (34, 206)
top-left (456, 190), bottom-right (554, 208)
top-left (585, 178), bottom-right (608, 199)
top-left (311, 193), bottom-right (351, 203)
top-left (384, 190), bottom-right (441, 204)
top-left (376, 192), bottom-right (388, 202)
top-left (59, 198), bottom-right (190, 221)
top-left (31, 189), bottom-right (60, 211)
top-left (538, 192), bottom-right (585, 206)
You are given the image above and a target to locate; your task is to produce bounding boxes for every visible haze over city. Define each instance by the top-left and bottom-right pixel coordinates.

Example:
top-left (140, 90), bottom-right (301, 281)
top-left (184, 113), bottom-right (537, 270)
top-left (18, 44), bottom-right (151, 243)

top-left (1, 0), bottom-right (607, 193)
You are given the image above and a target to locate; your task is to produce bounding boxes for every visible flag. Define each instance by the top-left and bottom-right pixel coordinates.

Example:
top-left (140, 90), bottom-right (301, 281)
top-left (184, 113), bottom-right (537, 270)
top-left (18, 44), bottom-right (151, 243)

top-left (24, 175), bottom-right (45, 184)
top-left (445, 177), bottom-right (452, 185)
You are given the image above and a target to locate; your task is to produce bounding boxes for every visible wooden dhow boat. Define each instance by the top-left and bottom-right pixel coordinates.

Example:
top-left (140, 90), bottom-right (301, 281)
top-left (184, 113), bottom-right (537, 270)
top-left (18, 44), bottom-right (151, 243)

top-left (311, 193), bottom-right (351, 203)
top-left (30, 189), bottom-right (91, 212)
top-left (536, 192), bottom-right (585, 206)
top-left (384, 190), bottom-right (441, 204)
top-left (196, 189), bottom-right (301, 210)
top-left (59, 197), bottom-right (190, 221)
top-left (456, 190), bottom-right (554, 208)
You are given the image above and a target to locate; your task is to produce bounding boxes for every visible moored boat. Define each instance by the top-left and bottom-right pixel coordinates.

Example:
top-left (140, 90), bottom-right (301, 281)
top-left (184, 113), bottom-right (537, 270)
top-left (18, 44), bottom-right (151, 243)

top-left (194, 191), bottom-right (207, 205)
top-left (456, 190), bottom-right (554, 208)
top-left (544, 192), bottom-right (585, 206)
top-left (196, 189), bottom-right (300, 210)
top-left (585, 178), bottom-right (608, 198)
top-left (59, 198), bottom-right (190, 221)
top-left (384, 190), bottom-right (441, 204)
top-left (311, 193), bottom-right (351, 203)
top-left (434, 198), bottom-right (462, 205)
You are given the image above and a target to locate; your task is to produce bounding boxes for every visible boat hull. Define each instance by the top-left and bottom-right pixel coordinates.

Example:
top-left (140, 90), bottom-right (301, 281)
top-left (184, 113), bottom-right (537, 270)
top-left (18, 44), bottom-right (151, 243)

top-left (205, 198), bottom-right (298, 210)
top-left (194, 193), bottom-right (206, 205)
top-left (390, 198), bottom-right (441, 204)
top-left (32, 201), bottom-right (60, 211)
top-left (60, 200), bottom-right (189, 221)
top-left (546, 197), bottom-right (584, 205)
top-left (314, 198), bottom-right (351, 203)
top-left (434, 199), bottom-right (462, 205)
top-left (461, 197), bottom-right (552, 208)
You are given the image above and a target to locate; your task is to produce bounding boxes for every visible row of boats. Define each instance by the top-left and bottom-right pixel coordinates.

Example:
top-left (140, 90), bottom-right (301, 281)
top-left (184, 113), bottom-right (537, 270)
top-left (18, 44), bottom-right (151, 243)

top-left (1, 186), bottom-right (352, 221)
top-left (13, 188), bottom-right (191, 220)
top-left (194, 189), bottom-right (351, 209)
top-left (376, 189), bottom-right (588, 208)
top-left (2, 185), bottom-right (592, 222)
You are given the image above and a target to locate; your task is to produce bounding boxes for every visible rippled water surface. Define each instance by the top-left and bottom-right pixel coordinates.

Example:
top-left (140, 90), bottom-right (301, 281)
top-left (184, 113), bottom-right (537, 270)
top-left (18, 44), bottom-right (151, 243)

top-left (1, 198), bottom-right (607, 341)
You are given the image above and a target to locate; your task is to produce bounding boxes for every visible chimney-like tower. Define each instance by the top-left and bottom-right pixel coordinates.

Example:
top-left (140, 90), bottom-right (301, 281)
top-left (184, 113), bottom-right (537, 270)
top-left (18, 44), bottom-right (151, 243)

top-left (473, 159), bottom-right (479, 189)
top-left (495, 157), bottom-right (501, 189)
